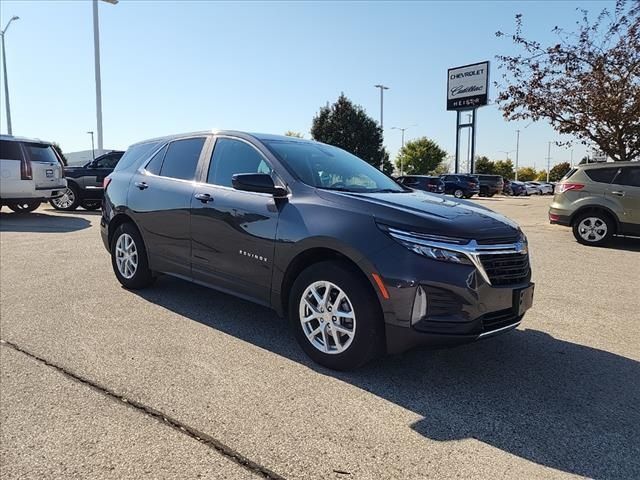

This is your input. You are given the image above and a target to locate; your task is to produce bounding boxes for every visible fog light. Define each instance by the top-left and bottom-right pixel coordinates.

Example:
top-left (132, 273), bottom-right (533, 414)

top-left (411, 286), bottom-right (428, 325)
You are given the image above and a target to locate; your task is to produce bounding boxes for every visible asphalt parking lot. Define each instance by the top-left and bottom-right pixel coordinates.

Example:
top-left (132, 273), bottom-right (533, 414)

top-left (1, 195), bottom-right (639, 480)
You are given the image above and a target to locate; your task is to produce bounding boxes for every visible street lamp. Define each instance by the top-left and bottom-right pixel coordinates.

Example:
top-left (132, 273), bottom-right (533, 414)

top-left (87, 131), bottom-right (95, 161)
top-left (93, 0), bottom-right (118, 153)
top-left (392, 125), bottom-right (416, 176)
top-left (1, 15), bottom-right (19, 135)
top-left (498, 150), bottom-right (515, 161)
top-left (515, 121), bottom-right (533, 181)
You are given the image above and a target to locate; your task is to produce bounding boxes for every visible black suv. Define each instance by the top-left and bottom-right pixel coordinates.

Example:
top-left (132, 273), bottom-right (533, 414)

top-left (101, 131), bottom-right (533, 369)
top-left (50, 150), bottom-right (124, 210)
top-left (440, 174), bottom-right (480, 198)
top-left (396, 175), bottom-right (445, 194)
top-left (476, 174), bottom-right (504, 197)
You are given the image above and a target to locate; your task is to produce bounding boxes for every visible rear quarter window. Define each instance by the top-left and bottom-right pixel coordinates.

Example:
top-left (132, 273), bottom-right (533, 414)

top-left (584, 168), bottom-right (618, 184)
top-left (115, 141), bottom-right (163, 172)
top-left (0, 140), bottom-right (23, 160)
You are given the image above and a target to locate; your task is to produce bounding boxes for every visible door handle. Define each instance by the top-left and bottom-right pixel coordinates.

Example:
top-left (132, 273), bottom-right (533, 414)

top-left (611, 190), bottom-right (625, 197)
top-left (194, 193), bottom-right (213, 203)
top-left (134, 181), bottom-right (149, 190)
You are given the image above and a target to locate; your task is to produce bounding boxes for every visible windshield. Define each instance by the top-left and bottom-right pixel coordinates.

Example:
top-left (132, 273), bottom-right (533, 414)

top-left (265, 140), bottom-right (405, 193)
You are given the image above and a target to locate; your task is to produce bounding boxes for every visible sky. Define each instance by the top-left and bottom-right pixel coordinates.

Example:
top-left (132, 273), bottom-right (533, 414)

top-left (0, 0), bottom-right (614, 172)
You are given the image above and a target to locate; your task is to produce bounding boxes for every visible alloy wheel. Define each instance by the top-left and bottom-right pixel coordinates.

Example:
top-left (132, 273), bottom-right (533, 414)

top-left (299, 281), bottom-right (356, 355)
top-left (115, 233), bottom-right (138, 279)
top-left (577, 217), bottom-right (608, 243)
top-left (51, 188), bottom-right (75, 209)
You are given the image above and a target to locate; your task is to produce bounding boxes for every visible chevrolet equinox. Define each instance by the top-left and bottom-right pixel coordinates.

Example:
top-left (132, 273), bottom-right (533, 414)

top-left (101, 131), bottom-right (534, 369)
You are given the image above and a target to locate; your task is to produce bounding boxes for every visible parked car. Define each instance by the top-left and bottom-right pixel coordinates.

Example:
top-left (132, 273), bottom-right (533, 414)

top-left (527, 181), bottom-right (554, 195)
top-left (101, 131), bottom-right (533, 370)
top-left (0, 135), bottom-right (67, 213)
top-left (439, 174), bottom-right (480, 198)
top-left (504, 180), bottom-right (526, 196)
top-left (396, 175), bottom-right (445, 193)
top-left (549, 161), bottom-right (640, 245)
top-left (523, 182), bottom-right (542, 196)
top-left (476, 174), bottom-right (504, 197)
top-left (50, 150), bottom-right (124, 211)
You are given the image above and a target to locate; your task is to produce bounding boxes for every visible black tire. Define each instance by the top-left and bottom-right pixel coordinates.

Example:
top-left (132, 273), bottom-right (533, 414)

top-left (289, 261), bottom-right (384, 370)
top-left (453, 189), bottom-right (464, 199)
top-left (7, 200), bottom-right (40, 213)
top-left (572, 211), bottom-right (615, 246)
top-left (81, 200), bottom-right (101, 211)
top-left (49, 184), bottom-right (80, 211)
top-left (110, 222), bottom-right (155, 289)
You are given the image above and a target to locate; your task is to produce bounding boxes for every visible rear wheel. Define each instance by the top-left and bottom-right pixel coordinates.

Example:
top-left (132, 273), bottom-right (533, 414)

top-left (81, 200), bottom-right (101, 211)
top-left (572, 211), bottom-right (614, 246)
top-left (289, 261), bottom-right (384, 370)
top-left (110, 223), bottom-right (155, 289)
top-left (49, 185), bottom-right (79, 211)
top-left (7, 200), bottom-right (40, 213)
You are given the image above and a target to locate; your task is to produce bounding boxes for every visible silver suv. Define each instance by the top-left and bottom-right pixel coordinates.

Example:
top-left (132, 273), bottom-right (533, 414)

top-left (549, 162), bottom-right (640, 245)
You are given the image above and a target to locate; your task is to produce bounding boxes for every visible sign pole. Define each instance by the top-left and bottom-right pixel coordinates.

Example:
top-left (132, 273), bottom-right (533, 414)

top-left (470, 108), bottom-right (477, 174)
top-left (454, 111), bottom-right (461, 173)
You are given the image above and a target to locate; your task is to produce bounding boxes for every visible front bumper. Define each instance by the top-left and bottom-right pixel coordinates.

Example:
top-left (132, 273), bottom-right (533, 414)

top-left (370, 241), bottom-right (533, 354)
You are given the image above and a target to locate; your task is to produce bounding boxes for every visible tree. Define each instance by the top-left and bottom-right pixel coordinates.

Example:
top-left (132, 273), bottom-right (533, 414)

top-left (496, 0), bottom-right (640, 162)
top-left (284, 131), bottom-right (304, 138)
top-left (311, 94), bottom-right (386, 169)
top-left (52, 142), bottom-right (68, 166)
top-left (381, 149), bottom-right (394, 176)
top-left (474, 156), bottom-right (495, 174)
top-left (536, 170), bottom-right (548, 181)
top-left (549, 161), bottom-right (571, 181)
top-left (493, 159), bottom-right (515, 179)
top-left (395, 137), bottom-right (447, 175)
top-left (516, 166), bottom-right (537, 181)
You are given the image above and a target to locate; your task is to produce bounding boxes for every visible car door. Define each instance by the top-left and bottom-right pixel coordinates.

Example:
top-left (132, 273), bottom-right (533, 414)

top-left (84, 153), bottom-right (123, 195)
top-left (190, 136), bottom-right (280, 305)
top-left (128, 136), bottom-right (208, 278)
top-left (608, 166), bottom-right (640, 234)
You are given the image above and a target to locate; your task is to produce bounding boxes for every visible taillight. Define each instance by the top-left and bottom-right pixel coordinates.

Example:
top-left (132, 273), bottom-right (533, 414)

top-left (557, 183), bottom-right (584, 194)
top-left (20, 158), bottom-right (33, 180)
top-left (103, 175), bottom-right (112, 189)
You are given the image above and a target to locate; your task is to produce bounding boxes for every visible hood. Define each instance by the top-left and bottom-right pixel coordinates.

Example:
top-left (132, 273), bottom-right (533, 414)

top-left (316, 189), bottom-right (521, 242)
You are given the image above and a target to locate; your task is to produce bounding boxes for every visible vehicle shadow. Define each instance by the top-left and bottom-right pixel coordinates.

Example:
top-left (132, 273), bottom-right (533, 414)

top-left (134, 276), bottom-right (639, 479)
top-left (0, 211), bottom-right (91, 233)
top-left (606, 235), bottom-right (640, 252)
top-left (39, 206), bottom-right (103, 216)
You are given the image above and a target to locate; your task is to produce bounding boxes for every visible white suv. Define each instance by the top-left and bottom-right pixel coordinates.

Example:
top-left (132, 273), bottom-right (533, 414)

top-left (0, 135), bottom-right (67, 213)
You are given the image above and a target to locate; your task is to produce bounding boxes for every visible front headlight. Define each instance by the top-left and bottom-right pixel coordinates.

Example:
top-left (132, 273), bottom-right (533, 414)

top-left (379, 224), bottom-right (473, 265)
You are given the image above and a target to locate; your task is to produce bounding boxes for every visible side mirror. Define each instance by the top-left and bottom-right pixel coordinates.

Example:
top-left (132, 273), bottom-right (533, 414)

top-left (231, 173), bottom-right (287, 197)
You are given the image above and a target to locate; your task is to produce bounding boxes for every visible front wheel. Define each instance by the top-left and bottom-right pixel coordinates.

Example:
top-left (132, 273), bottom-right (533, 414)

top-left (110, 223), bottom-right (155, 289)
top-left (7, 200), bottom-right (40, 213)
top-left (572, 212), bottom-right (614, 246)
top-left (453, 189), bottom-right (464, 199)
top-left (49, 185), bottom-right (79, 211)
top-left (289, 261), bottom-right (384, 370)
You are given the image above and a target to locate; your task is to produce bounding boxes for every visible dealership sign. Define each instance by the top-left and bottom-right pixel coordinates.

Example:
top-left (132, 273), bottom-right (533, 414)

top-left (447, 61), bottom-right (489, 110)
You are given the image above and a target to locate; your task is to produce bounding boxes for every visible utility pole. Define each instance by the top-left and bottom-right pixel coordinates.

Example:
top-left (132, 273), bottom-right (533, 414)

top-left (374, 84), bottom-right (389, 170)
top-left (1, 16), bottom-right (19, 135)
top-left (570, 149), bottom-right (574, 167)
top-left (546, 141), bottom-right (552, 183)
top-left (515, 129), bottom-right (520, 180)
top-left (87, 131), bottom-right (95, 161)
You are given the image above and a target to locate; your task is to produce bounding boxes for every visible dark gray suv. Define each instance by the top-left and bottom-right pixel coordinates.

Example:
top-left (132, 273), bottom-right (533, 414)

top-left (101, 131), bottom-right (533, 369)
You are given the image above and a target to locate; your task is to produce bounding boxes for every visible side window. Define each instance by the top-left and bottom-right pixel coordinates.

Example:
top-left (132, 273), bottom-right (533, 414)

top-left (159, 137), bottom-right (206, 181)
top-left (613, 167), bottom-right (640, 187)
top-left (207, 138), bottom-right (272, 187)
top-left (94, 154), bottom-right (120, 169)
top-left (585, 168), bottom-right (618, 184)
top-left (145, 145), bottom-right (168, 175)
top-left (0, 140), bottom-right (23, 160)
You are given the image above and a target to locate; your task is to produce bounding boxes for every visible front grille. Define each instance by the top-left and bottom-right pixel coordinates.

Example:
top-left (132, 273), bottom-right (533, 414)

top-left (476, 235), bottom-right (520, 245)
top-left (479, 253), bottom-right (530, 286)
top-left (481, 308), bottom-right (520, 332)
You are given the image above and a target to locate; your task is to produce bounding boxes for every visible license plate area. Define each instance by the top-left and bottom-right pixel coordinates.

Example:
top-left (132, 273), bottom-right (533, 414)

top-left (514, 284), bottom-right (534, 316)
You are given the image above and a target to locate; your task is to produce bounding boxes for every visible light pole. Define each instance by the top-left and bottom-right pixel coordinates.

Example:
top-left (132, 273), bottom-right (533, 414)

top-left (391, 125), bottom-right (416, 176)
top-left (499, 150), bottom-right (515, 161)
top-left (87, 131), bottom-right (95, 161)
top-left (546, 141), bottom-right (552, 182)
top-left (1, 16), bottom-right (19, 135)
top-left (93, 0), bottom-right (118, 152)
top-left (515, 130), bottom-right (520, 180)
